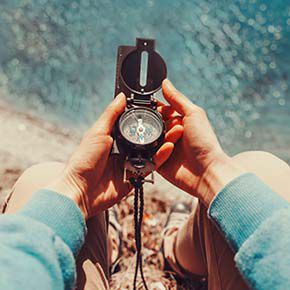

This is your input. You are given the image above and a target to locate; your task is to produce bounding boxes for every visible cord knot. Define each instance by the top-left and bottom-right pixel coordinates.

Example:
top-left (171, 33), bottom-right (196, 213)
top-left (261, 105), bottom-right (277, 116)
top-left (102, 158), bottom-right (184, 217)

top-left (129, 176), bottom-right (144, 189)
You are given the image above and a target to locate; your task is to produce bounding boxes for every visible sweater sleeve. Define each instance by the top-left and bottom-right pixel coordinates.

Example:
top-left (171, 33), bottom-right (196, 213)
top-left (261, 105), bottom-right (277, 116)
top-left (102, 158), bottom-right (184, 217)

top-left (208, 173), bottom-right (290, 290)
top-left (0, 190), bottom-right (87, 290)
top-left (235, 209), bottom-right (290, 290)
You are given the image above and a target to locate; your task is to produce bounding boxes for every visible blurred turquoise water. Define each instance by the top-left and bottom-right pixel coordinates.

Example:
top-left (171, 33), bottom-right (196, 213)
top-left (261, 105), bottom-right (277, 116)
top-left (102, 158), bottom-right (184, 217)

top-left (0, 0), bottom-right (290, 160)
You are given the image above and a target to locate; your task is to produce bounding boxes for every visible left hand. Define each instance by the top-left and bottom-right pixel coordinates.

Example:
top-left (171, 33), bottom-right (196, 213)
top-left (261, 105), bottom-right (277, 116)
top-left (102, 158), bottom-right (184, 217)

top-left (48, 93), bottom-right (183, 220)
top-left (157, 80), bottom-right (246, 206)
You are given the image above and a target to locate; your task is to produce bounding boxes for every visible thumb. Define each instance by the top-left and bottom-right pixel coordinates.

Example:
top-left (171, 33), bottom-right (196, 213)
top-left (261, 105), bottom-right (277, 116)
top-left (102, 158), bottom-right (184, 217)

top-left (162, 79), bottom-right (201, 116)
top-left (91, 93), bottom-right (126, 135)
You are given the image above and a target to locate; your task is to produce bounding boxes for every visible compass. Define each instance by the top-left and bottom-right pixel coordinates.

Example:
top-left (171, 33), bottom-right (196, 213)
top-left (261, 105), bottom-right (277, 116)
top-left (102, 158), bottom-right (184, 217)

top-left (112, 38), bottom-right (167, 290)
top-left (113, 38), bottom-right (167, 180)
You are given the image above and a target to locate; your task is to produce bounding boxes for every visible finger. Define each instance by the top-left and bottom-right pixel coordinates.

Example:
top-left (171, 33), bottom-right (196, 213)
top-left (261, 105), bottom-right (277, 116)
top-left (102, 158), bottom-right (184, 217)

top-left (156, 99), bottom-right (166, 107)
top-left (92, 93), bottom-right (126, 135)
top-left (165, 125), bottom-right (183, 144)
top-left (157, 105), bottom-right (176, 120)
top-left (166, 116), bottom-right (183, 130)
top-left (154, 142), bottom-right (174, 169)
top-left (162, 79), bottom-right (201, 116)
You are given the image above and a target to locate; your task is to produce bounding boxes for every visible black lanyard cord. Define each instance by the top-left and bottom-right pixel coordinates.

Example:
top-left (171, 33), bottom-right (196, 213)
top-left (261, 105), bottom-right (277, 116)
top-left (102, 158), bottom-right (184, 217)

top-left (130, 177), bottom-right (149, 290)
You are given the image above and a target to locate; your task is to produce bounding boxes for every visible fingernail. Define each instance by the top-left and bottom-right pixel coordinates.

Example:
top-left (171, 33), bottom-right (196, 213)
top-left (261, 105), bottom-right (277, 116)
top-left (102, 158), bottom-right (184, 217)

top-left (115, 92), bottom-right (124, 99)
top-left (164, 79), bottom-right (175, 90)
top-left (114, 92), bottom-right (125, 102)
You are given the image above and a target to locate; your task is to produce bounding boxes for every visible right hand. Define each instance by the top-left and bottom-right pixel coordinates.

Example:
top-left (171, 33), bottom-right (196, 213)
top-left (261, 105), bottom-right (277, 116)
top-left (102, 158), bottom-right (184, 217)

top-left (48, 93), bottom-right (182, 220)
top-left (158, 80), bottom-right (245, 206)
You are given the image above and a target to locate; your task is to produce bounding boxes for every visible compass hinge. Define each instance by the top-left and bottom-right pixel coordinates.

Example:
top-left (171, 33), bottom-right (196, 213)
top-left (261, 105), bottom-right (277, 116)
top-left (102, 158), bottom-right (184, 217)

top-left (126, 95), bottom-right (157, 109)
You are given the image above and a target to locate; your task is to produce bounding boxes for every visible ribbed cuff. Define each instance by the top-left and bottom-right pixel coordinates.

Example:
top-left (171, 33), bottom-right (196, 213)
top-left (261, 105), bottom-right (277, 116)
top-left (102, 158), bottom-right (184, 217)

top-left (208, 173), bottom-right (289, 251)
top-left (20, 190), bottom-right (87, 256)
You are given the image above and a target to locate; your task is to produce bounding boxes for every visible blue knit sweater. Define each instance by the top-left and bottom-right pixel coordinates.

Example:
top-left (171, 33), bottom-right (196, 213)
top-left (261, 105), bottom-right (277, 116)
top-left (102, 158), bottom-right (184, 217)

top-left (0, 173), bottom-right (289, 289)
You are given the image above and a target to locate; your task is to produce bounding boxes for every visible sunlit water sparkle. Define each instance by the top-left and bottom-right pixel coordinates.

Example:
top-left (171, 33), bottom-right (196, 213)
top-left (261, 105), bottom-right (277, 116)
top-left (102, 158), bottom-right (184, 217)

top-left (0, 0), bottom-right (290, 161)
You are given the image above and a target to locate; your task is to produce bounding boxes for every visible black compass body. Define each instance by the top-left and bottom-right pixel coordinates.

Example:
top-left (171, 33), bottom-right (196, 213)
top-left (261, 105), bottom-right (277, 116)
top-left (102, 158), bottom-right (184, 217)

top-left (113, 38), bottom-right (167, 177)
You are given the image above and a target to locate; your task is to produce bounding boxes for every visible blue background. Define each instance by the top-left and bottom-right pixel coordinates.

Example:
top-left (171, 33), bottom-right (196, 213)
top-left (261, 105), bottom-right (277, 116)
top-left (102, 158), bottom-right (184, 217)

top-left (0, 0), bottom-right (290, 161)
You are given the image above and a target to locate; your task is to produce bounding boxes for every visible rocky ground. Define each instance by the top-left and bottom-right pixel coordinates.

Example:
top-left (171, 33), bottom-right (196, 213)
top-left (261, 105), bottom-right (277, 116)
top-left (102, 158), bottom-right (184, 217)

top-left (0, 100), bottom-right (202, 289)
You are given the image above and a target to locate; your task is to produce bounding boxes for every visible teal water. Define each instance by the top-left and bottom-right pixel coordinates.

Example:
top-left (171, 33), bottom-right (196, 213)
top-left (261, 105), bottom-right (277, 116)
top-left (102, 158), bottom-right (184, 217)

top-left (0, 0), bottom-right (290, 160)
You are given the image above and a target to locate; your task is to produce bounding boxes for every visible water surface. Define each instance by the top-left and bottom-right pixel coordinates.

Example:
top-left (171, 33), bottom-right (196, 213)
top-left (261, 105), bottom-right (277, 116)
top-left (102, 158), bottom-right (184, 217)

top-left (0, 0), bottom-right (289, 161)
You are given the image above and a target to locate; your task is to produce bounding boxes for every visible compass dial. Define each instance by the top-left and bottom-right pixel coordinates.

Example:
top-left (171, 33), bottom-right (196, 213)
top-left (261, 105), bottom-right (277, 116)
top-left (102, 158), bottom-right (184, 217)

top-left (119, 108), bottom-right (163, 145)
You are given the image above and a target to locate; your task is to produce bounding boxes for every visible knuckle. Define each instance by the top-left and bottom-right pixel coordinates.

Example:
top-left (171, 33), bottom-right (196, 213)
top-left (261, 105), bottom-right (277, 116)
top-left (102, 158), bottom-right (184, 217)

top-left (94, 134), bottom-right (113, 147)
top-left (102, 135), bottom-right (113, 145)
top-left (196, 106), bottom-right (207, 117)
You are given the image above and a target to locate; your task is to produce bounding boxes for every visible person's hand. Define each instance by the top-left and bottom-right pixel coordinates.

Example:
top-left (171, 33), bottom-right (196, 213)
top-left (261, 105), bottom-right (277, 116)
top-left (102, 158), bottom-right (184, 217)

top-left (48, 93), bottom-right (183, 220)
top-left (158, 80), bottom-right (246, 206)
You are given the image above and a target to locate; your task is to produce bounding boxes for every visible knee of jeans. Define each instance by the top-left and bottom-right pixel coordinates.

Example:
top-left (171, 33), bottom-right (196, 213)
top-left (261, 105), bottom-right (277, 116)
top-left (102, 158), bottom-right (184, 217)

top-left (233, 150), bottom-right (290, 201)
top-left (24, 161), bottom-right (65, 176)
top-left (233, 151), bottom-right (289, 169)
top-left (4, 162), bottom-right (66, 213)
top-left (15, 161), bottom-right (66, 188)
top-left (233, 150), bottom-right (290, 172)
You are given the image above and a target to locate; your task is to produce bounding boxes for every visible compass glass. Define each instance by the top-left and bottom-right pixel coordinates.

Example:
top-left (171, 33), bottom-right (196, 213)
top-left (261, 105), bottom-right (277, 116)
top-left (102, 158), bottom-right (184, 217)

top-left (119, 108), bottom-right (163, 145)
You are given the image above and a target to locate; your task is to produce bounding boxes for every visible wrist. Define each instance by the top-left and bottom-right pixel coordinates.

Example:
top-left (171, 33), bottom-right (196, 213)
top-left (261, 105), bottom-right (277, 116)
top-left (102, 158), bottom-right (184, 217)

top-left (197, 153), bottom-right (247, 207)
top-left (46, 175), bottom-right (89, 221)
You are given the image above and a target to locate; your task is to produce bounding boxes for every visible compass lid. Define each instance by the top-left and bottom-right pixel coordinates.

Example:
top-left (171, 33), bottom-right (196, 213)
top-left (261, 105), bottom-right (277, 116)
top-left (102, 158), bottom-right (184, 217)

top-left (115, 38), bottom-right (167, 99)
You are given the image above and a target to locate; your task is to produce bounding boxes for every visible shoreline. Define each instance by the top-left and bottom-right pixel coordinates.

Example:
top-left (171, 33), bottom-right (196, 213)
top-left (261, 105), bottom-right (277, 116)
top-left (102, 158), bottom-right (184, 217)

top-left (0, 100), bottom-right (79, 204)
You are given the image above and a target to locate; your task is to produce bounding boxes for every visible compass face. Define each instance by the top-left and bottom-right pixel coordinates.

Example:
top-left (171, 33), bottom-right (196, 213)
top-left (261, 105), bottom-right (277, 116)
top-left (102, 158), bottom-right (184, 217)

top-left (119, 108), bottom-right (163, 145)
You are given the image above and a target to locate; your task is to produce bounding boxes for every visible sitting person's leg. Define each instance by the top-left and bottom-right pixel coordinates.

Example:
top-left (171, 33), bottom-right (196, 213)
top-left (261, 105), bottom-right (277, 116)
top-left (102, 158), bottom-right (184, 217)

top-left (163, 151), bottom-right (290, 290)
top-left (1, 162), bottom-right (110, 290)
